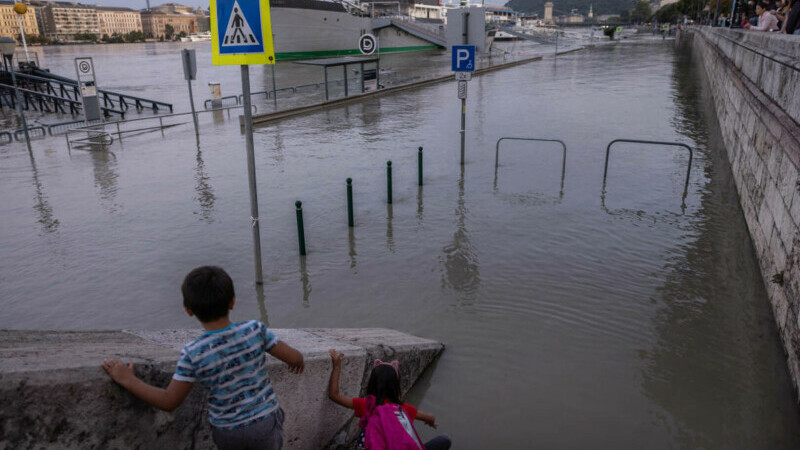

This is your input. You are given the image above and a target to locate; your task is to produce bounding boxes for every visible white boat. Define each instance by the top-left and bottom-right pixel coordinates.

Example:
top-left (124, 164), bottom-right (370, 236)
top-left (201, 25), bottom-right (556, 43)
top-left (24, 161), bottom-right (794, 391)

top-left (189, 32), bottom-right (212, 42)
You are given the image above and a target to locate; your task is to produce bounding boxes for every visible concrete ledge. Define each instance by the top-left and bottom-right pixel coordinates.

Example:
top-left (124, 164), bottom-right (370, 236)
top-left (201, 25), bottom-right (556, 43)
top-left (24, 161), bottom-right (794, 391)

top-left (246, 54), bottom-right (548, 126)
top-left (0, 328), bottom-right (444, 449)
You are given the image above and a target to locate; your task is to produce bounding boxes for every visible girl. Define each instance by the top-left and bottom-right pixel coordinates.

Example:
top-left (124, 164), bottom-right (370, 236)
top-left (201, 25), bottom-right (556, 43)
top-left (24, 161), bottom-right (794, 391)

top-left (328, 349), bottom-right (451, 450)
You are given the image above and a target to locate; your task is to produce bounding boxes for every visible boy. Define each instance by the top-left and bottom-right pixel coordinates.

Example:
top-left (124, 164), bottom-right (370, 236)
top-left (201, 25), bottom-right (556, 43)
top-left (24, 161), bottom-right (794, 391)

top-left (102, 266), bottom-right (304, 450)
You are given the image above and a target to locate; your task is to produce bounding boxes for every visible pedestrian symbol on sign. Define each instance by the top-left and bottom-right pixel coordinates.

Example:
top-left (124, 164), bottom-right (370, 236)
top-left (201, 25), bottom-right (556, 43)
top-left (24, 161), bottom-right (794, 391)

top-left (223, 0), bottom-right (258, 46)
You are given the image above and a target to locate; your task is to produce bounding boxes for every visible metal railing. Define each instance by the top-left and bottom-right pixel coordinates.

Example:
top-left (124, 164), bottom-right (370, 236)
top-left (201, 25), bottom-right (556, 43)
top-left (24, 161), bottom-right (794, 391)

top-left (494, 137), bottom-right (568, 198)
top-left (0, 130), bottom-right (12, 144)
top-left (14, 126), bottom-right (46, 141)
top-left (603, 139), bottom-right (693, 201)
top-left (204, 95), bottom-right (240, 109)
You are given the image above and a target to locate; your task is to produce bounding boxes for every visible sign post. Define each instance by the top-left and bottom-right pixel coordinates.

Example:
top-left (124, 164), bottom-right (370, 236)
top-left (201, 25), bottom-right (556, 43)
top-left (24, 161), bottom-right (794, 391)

top-left (211, 0), bottom-right (275, 285)
top-left (452, 45), bottom-right (474, 165)
top-left (181, 49), bottom-right (199, 137)
top-left (74, 57), bottom-right (101, 124)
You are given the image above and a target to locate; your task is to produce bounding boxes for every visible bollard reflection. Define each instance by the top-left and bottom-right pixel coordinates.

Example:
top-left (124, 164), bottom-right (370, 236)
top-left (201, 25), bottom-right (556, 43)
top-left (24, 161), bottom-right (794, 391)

top-left (299, 255), bottom-right (312, 307)
top-left (386, 204), bottom-right (394, 253)
top-left (348, 227), bottom-right (357, 270)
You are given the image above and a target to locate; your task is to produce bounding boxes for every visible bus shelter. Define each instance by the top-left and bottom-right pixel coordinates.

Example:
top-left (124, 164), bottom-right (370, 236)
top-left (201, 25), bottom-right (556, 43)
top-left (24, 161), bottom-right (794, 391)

top-left (294, 56), bottom-right (380, 101)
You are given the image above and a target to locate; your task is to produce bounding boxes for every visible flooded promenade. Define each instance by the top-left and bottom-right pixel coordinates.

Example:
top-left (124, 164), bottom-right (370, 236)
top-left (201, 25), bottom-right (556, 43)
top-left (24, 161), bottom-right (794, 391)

top-left (1, 38), bottom-right (799, 447)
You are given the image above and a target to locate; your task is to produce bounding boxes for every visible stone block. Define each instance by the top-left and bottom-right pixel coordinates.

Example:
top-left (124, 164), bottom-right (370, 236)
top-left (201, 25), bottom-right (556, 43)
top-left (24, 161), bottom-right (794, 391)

top-left (0, 328), bottom-right (444, 449)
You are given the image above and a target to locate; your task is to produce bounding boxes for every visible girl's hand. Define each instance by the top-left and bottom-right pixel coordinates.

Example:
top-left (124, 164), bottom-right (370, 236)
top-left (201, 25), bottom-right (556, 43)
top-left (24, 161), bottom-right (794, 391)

top-left (102, 359), bottom-right (136, 386)
top-left (329, 349), bottom-right (343, 368)
top-left (422, 414), bottom-right (438, 429)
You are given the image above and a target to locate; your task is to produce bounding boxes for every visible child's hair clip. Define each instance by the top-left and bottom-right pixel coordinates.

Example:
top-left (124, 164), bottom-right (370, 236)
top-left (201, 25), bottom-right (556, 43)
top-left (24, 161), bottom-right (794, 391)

top-left (373, 359), bottom-right (399, 375)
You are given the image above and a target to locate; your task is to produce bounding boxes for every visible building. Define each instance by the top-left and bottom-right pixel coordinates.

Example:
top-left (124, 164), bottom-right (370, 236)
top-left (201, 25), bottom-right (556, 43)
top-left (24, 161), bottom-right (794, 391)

top-left (0, 1), bottom-right (39, 39)
top-left (141, 10), bottom-right (197, 39)
top-left (40, 2), bottom-right (100, 40)
top-left (96, 6), bottom-right (141, 37)
top-left (408, 3), bottom-right (444, 22)
top-left (543, 2), bottom-right (554, 24)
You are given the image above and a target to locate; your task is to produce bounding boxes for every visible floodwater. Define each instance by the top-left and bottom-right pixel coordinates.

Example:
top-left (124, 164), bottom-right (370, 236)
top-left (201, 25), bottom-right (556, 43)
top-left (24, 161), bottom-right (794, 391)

top-left (1, 38), bottom-right (799, 447)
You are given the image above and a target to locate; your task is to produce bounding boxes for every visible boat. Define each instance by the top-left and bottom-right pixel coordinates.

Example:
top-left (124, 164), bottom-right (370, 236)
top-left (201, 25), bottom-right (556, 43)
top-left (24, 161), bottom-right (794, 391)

top-left (258, 0), bottom-right (448, 60)
top-left (189, 32), bottom-right (212, 42)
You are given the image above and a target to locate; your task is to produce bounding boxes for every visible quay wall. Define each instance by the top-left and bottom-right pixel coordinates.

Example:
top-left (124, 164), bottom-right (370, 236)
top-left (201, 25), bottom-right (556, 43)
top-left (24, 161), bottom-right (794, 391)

top-left (687, 27), bottom-right (800, 394)
top-left (0, 328), bottom-right (444, 449)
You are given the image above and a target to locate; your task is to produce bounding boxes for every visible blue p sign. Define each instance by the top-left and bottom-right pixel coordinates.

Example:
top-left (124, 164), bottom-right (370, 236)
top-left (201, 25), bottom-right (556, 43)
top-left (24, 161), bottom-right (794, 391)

top-left (452, 45), bottom-right (475, 72)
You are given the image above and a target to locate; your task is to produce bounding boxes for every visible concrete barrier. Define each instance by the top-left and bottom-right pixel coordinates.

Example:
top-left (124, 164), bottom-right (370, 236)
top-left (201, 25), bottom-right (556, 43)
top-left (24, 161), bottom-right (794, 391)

top-left (0, 328), bottom-right (444, 449)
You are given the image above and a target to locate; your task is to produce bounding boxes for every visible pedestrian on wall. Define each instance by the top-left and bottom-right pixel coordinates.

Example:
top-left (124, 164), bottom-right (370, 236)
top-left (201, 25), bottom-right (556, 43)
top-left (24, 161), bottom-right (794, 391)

top-left (745, 2), bottom-right (780, 30)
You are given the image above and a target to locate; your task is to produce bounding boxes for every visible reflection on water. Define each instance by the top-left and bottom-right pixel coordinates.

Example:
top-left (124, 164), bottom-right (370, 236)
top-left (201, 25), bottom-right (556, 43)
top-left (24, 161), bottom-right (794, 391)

top-left (88, 147), bottom-right (120, 212)
top-left (640, 41), bottom-right (800, 448)
top-left (27, 149), bottom-right (59, 233)
top-left (299, 255), bottom-right (311, 307)
top-left (440, 167), bottom-right (480, 301)
top-left (386, 204), bottom-right (394, 253)
top-left (347, 227), bottom-right (356, 271)
top-left (194, 143), bottom-right (216, 222)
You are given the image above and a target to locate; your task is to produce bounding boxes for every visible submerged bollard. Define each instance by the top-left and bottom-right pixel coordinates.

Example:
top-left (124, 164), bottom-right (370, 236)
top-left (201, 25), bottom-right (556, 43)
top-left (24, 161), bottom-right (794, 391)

top-left (418, 147), bottom-right (423, 186)
top-left (295, 200), bottom-right (306, 255)
top-left (387, 161), bottom-right (393, 204)
top-left (346, 178), bottom-right (354, 227)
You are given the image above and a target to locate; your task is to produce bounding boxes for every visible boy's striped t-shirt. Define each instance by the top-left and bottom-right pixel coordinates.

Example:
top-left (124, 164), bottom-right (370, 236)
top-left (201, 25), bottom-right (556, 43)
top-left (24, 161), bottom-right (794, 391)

top-left (173, 320), bottom-right (280, 430)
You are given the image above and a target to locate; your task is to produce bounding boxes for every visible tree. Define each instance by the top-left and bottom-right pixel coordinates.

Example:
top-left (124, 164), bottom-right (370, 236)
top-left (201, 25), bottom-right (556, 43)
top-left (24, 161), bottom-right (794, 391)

top-left (619, 9), bottom-right (631, 22)
top-left (164, 24), bottom-right (175, 40)
top-left (630, 0), bottom-right (652, 22)
top-left (177, 31), bottom-right (187, 38)
top-left (124, 30), bottom-right (146, 42)
top-left (73, 32), bottom-right (98, 42)
top-left (655, 2), bottom-right (682, 22)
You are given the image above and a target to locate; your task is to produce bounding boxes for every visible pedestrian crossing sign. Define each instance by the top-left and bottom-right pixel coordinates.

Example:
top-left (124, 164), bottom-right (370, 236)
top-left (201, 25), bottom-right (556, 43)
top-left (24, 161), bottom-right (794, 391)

top-left (210, 0), bottom-right (274, 65)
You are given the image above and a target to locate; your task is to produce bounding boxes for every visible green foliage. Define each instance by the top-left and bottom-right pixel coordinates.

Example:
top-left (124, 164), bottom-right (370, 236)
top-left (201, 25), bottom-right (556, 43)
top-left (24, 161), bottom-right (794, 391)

top-left (655, 2), bottom-right (682, 22)
top-left (124, 30), bottom-right (146, 42)
top-left (177, 31), bottom-right (187, 38)
top-left (630, 0), bottom-right (652, 22)
top-left (73, 32), bottom-right (98, 42)
top-left (164, 24), bottom-right (175, 40)
top-left (17, 33), bottom-right (50, 44)
top-left (506, 0), bottom-right (636, 17)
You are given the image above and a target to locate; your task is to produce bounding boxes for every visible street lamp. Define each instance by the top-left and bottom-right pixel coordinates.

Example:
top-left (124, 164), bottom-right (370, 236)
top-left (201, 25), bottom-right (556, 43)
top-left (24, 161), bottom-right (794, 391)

top-left (0, 36), bottom-right (31, 151)
top-left (13, 3), bottom-right (31, 65)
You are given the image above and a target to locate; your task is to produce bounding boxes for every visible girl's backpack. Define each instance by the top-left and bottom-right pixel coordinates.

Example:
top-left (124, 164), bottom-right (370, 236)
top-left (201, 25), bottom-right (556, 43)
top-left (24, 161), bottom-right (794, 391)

top-left (359, 395), bottom-right (425, 450)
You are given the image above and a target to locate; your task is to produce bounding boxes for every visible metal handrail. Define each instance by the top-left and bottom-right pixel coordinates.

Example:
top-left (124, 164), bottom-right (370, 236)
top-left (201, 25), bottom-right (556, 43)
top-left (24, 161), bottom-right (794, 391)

top-left (204, 95), bottom-right (240, 109)
top-left (0, 130), bottom-right (12, 143)
top-left (495, 137), bottom-right (567, 197)
top-left (603, 139), bottom-right (693, 201)
top-left (0, 83), bottom-right (126, 117)
top-left (14, 126), bottom-right (46, 141)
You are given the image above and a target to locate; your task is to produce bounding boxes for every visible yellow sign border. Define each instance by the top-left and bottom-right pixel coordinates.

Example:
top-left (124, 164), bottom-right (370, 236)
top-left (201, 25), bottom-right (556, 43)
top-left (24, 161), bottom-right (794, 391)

top-left (210, 0), bottom-right (275, 66)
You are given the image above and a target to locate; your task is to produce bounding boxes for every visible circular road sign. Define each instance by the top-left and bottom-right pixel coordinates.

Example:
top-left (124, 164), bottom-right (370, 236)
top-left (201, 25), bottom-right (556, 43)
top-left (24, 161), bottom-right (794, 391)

top-left (359, 34), bottom-right (377, 55)
top-left (78, 61), bottom-right (91, 74)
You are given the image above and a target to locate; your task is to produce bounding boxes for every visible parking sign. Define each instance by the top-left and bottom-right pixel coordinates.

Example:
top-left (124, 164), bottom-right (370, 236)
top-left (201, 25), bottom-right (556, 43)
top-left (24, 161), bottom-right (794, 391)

top-left (451, 45), bottom-right (475, 72)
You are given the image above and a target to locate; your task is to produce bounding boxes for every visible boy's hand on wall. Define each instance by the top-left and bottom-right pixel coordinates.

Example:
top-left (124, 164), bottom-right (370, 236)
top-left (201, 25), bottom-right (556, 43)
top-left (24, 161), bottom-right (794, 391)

top-left (102, 359), bottom-right (136, 387)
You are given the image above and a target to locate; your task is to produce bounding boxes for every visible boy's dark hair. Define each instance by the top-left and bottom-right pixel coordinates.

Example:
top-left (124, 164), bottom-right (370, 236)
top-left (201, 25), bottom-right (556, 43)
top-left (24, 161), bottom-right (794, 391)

top-left (181, 266), bottom-right (235, 322)
top-left (366, 365), bottom-right (402, 406)
top-left (757, 1), bottom-right (769, 8)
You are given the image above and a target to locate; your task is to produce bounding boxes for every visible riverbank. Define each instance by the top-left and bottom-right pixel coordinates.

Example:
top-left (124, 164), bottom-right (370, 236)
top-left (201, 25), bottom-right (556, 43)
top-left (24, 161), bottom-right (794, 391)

top-left (0, 328), bottom-right (443, 449)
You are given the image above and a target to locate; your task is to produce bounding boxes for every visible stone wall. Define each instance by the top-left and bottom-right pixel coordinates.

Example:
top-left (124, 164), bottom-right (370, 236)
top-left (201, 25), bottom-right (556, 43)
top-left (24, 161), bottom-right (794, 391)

top-left (0, 328), bottom-right (444, 449)
top-left (687, 27), bottom-right (800, 394)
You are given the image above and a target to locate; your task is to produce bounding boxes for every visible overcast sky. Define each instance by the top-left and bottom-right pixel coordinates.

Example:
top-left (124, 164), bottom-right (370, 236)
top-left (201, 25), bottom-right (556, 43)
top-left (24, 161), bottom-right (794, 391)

top-left (92, 0), bottom-right (510, 11)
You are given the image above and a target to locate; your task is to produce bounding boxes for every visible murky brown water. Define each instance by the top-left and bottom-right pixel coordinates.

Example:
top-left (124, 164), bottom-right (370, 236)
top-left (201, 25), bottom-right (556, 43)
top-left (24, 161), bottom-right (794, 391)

top-left (0, 38), bottom-right (797, 447)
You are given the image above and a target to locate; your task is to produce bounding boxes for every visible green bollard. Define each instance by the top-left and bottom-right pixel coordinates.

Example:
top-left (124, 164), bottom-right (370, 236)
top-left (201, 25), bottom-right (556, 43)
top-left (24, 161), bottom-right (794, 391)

top-left (295, 200), bottom-right (306, 255)
top-left (386, 161), bottom-right (392, 204)
top-left (346, 178), bottom-right (354, 227)
top-left (418, 146), bottom-right (423, 186)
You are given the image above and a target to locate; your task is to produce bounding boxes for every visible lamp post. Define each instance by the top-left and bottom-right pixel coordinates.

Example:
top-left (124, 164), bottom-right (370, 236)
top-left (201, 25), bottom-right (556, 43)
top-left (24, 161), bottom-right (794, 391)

top-left (0, 36), bottom-right (31, 151)
top-left (13, 3), bottom-right (30, 65)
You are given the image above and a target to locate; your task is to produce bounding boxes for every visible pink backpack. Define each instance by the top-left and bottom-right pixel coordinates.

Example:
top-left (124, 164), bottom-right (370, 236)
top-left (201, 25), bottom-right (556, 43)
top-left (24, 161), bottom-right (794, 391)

top-left (359, 395), bottom-right (425, 450)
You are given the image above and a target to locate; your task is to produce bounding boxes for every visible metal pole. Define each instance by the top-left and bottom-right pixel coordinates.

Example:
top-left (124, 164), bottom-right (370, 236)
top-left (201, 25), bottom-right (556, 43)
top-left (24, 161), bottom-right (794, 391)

top-left (241, 65), bottom-right (264, 284)
top-left (295, 200), bottom-right (306, 255)
top-left (360, 62), bottom-right (365, 93)
top-left (417, 146), bottom-right (423, 186)
top-left (346, 178), bottom-right (354, 227)
top-left (343, 64), bottom-right (348, 97)
top-left (386, 161), bottom-right (392, 204)
top-left (324, 66), bottom-right (329, 101)
top-left (187, 79), bottom-right (198, 137)
top-left (16, 14), bottom-right (30, 64)
top-left (729, 0), bottom-right (736, 28)
top-left (555, 32), bottom-right (558, 56)
top-left (461, 11), bottom-right (468, 166)
top-left (270, 64), bottom-right (277, 110)
top-left (8, 56), bottom-right (30, 152)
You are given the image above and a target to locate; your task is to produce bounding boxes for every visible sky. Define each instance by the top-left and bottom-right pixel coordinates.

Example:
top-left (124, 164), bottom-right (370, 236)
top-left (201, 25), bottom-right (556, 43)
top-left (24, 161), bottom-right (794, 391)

top-left (91, 0), bottom-right (510, 11)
